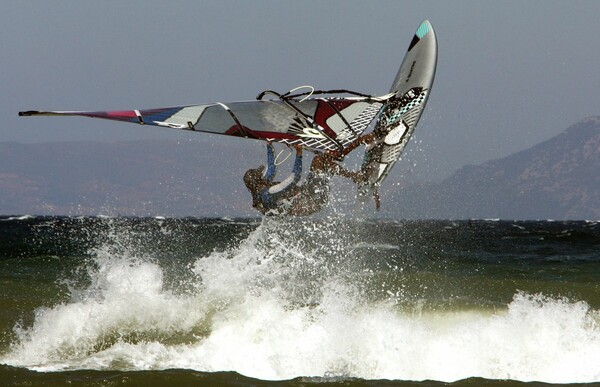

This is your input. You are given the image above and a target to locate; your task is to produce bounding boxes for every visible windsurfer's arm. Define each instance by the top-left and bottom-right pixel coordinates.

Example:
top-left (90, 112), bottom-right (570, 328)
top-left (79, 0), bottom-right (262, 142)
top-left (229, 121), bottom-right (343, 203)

top-left (264, 142), bottom-right (276, 182)
top-left (327, 163), bottom-right (363, 183)
top-left (312, 156), bottom-right (365, 185)
top-left (266, 146), bottom-right (302, 196)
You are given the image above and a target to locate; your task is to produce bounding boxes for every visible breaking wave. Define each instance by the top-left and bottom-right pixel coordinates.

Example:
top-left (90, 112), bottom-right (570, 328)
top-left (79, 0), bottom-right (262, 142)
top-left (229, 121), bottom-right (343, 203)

top-left (2, 217), bottom-right (600, 383)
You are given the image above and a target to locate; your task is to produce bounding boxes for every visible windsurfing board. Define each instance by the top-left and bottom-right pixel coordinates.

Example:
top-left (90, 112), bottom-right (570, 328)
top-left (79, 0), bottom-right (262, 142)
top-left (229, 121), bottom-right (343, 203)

top-left (358, 20), bottom-right (437, 202)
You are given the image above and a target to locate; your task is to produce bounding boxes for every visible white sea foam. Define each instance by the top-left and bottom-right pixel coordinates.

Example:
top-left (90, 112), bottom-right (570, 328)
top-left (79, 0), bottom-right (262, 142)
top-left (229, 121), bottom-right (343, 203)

top-left (2, 220), bottom-right (600, 383)
top-left (2, 215), bottom-right (35, 221)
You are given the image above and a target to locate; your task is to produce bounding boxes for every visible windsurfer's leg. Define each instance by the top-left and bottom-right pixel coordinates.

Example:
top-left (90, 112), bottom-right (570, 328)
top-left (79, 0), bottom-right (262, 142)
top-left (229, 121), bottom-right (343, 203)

top-left (309, 155), bottom-right (365, 184)
top-left (330, 163), bottom-right (366, 184)
top-left (327, 132), bottom-right (377, 160)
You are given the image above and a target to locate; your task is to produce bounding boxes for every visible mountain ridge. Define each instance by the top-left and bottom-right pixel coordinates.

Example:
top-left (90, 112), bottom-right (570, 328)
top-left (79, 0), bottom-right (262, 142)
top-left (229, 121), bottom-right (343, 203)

top-left (387, 116), bottom-right (600, 219)
top-left (2, 116), bottom-right (599, 219)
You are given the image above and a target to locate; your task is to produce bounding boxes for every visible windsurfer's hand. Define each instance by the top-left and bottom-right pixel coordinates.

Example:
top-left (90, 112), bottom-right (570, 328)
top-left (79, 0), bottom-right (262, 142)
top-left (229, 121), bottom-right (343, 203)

top-left (293, 144), bottom-right (303, 155)
top-left (361, 133), bottom-right (377, 145)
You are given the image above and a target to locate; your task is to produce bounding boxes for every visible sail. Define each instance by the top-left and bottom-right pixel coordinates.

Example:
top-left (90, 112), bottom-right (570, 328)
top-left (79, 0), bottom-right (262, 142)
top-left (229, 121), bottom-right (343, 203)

top-left (20, 95), bottom-right (387, 153)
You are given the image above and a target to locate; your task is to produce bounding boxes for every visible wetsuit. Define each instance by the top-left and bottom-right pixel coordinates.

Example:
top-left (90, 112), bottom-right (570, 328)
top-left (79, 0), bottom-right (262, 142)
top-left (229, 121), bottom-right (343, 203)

top-left (260, 143), bottom-right (302, 211)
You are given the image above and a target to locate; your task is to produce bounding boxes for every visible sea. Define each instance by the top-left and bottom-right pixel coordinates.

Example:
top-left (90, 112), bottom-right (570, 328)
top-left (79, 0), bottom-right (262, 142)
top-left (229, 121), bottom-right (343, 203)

top-left (0, 215), bottom-right (599, 386)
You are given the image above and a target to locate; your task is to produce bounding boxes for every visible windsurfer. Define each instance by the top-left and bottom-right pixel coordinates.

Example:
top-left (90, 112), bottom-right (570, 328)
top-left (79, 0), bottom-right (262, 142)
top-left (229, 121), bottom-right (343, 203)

top-left (243, 133), bottom-right (376, 215)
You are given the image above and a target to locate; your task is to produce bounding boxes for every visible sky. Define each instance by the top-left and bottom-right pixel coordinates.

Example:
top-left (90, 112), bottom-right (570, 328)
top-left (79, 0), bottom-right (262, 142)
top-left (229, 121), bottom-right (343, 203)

top-left (2, 0), bottom-right (600, 181)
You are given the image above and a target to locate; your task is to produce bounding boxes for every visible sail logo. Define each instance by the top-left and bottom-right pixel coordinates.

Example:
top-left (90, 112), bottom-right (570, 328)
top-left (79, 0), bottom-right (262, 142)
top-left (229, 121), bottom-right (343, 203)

top-left (297, 127), bottom-right (326, 139)
top-left (288, 117), bottom-right (327, 139)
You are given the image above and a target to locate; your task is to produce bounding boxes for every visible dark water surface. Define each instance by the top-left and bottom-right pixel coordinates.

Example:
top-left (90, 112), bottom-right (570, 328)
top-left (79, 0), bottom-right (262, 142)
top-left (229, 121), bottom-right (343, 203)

top-left (1, 216), bottom-right (599, 386)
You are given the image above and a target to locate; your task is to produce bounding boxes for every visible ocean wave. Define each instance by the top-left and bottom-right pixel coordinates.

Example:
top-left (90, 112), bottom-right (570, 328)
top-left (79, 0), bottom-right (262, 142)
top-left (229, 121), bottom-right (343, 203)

top-left (0, 215), bottom-right (36, 221)
top-left (1, 218), bottom-right (600, 383)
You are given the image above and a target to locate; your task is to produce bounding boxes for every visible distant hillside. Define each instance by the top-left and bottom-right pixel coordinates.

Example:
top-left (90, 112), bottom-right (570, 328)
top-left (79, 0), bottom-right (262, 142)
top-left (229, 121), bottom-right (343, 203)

top-left (388, 116), bottom-right (600, 220)
top-left (2, 116), bottom-right (600, 219)
top-left (0, 139), bottom-right (259, 217)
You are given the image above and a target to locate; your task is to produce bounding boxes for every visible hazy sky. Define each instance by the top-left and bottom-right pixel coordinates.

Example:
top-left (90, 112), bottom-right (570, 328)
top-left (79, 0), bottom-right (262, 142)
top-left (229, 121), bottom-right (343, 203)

top-left (2, 0), bottom-right (599, 181)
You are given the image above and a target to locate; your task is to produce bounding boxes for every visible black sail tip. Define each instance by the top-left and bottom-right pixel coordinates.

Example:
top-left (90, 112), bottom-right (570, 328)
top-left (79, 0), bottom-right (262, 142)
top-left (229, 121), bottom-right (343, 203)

top-left (19, 111), bottom-right (38, 116)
